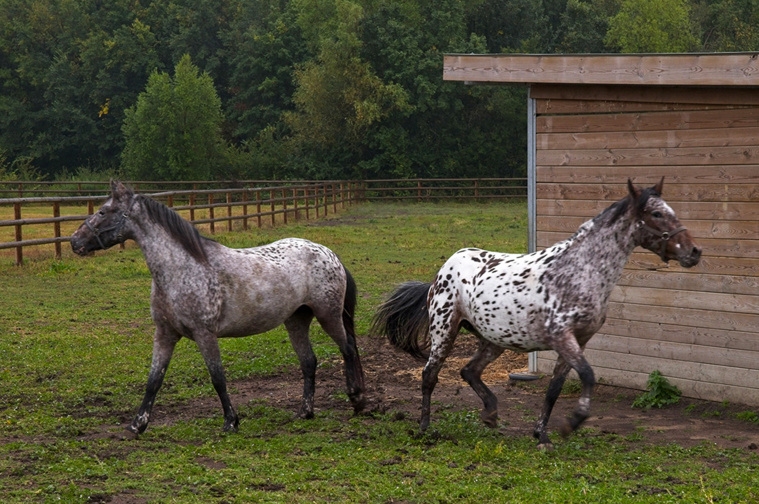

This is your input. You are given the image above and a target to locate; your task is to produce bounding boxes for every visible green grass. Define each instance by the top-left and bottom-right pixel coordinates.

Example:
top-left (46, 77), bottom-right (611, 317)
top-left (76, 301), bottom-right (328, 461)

top-left (1, 201), bottom-right (757, 503)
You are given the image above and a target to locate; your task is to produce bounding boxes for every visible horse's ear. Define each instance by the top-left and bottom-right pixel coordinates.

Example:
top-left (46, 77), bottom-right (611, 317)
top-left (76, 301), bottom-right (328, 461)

top-left (110, 179), bottom-right (132, 201)
top-left (627, 178), bottom-right (641, 200)
top-left (654, 176), bottom-right (664, 195)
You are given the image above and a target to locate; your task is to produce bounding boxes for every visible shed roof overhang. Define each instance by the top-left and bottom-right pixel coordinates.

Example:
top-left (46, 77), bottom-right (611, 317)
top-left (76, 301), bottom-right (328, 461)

top-left (443, 53), bottom-right (759, 87)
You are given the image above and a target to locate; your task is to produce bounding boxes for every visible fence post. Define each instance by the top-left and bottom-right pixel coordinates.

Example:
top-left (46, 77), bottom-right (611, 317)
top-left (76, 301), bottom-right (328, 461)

top-left (293, 188), bottom-right (299, 220)
top-left (227, 192), bottom-right (233, 232)
top-left (282, 188), bottom-right (288, 225)
top-left (305, 187), bottom-right (311, 220)
top-left (270, 189), bottom-right (275, 227)
top-left (53, 201), bottom-right (61, 260)
top-left (332, 183), bottom-right (337, 213)
top-left (256, 190), bottom-right (262, 228)
top-left (243, 189), bottom-right (249, 231)
top-left (189, 191), bottom-right (196, 222)
top-left (324, 184), bottom-right (329, 216)
top-left (475, 179), bottom-right (479, 203)
top-left (14, 202), bottom-right (22, 266)
top-left (208, 193), bottom-right (215, 234)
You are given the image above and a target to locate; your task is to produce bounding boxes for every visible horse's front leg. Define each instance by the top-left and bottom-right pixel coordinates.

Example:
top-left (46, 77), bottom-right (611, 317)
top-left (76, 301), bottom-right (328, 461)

top-left (129, 326), bottom-right (180, 434)
top-left (195, 331), bottom-right (239, 432)
top-left (534, 334), bottom-right (596, 449)
top-left (533, 355), bottom-right (571, 449)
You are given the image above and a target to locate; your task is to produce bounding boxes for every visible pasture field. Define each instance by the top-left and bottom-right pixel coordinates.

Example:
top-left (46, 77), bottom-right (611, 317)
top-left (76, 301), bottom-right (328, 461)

top-left (1, 201), bottom-right (758, 503)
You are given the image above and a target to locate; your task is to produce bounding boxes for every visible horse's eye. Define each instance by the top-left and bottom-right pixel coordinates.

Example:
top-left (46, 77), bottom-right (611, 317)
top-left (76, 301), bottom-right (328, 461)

top-left (98, 210), bottom-right (105, 216)
top-left (652, 211), bottom-right (662, 218)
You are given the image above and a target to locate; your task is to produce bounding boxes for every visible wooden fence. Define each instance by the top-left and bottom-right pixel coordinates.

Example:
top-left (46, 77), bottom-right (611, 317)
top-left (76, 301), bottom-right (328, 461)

top-left (0, 178), bottom-right (526, 265)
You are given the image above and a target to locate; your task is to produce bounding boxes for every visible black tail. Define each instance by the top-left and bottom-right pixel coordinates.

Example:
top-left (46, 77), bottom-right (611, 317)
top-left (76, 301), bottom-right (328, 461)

top-left (371, 281), bottom-right (431, 361)
top-left (341, 265), bottom-right (365, 399)
top-left (342, 265), bottom-right (358, 339)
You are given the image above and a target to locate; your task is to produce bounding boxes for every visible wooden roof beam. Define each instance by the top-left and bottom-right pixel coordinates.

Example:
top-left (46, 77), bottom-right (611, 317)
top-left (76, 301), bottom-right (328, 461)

top-left (443, 53), bottom-right (759, 87)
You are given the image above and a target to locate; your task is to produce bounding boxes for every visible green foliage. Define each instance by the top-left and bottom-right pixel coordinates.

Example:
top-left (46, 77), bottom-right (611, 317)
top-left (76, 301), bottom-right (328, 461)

top-left (700, 0), bottom-right (759, 51)
top-left (736, 410), bottom-right (759, 423)
top-left (633, 370), bottom-right (682, 409)
top-left (605, 0), bottom-right (699, 52)
top-left (121, 55), bottom-right (226, 181)
top-left (3, 0), bottom-right (759, 180)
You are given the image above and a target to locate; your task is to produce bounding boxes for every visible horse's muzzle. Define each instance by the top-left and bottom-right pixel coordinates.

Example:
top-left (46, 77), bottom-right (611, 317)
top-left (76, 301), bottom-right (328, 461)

top-left (677, 245), bottom-right (701, 268)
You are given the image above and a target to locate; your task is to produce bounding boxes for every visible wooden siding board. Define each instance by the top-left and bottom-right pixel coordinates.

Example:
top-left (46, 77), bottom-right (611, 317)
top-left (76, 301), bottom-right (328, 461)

top-left (609, 285), bottom-right (759, 315)
top-left (443, 53), bottom-right (759, 87)
top-left (538, 200), bottom-right (759, 221)
top-left (538, 234), bottom-right (759, 261)
top-left (587, 333), bottom-right (759, 371)
top-left (537, 107), bottom-right (759, 134)
top-left (531, 83), bottom-right (759, 106)
top-left (536, 165), bottom-right (759, 184)
top-left (537, 183), bottom-right (759, 203)
top-left (600, 318), bottom-right (759, 353)
top-left (535, 358), bottom-right (759, 405)
top-left (537, 215), bottom-right (759, 241)
top-left (605, 302), bottom-right (759, 333)
top-left (537, 349), bottom-right (759, 391)
top-left (537, 146), bottom-right (759, 167)
top-left (537, 126), bottom-right (759, 150)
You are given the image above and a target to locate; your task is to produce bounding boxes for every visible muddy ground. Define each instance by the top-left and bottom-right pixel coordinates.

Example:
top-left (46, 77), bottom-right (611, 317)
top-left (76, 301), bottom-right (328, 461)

top-left (121, 333), bottom-right (759, 451)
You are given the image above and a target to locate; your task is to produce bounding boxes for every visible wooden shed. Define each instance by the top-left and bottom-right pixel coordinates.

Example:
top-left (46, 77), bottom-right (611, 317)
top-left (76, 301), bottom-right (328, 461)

top-left (444, 53), bottom-right (759, 405)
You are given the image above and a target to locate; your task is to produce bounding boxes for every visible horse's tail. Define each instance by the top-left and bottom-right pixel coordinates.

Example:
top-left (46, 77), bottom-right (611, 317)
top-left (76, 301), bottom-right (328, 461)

top-left (341, 265), bottom-right (365, 395)
top-left (342, 265), bottom-right (358, 339)
top-left (371, 281), bottom-right (431, 361)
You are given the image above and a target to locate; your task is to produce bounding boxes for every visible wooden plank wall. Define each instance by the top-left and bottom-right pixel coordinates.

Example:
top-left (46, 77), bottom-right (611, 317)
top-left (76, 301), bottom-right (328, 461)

top-left (531, 84), bottom-right (759, 405)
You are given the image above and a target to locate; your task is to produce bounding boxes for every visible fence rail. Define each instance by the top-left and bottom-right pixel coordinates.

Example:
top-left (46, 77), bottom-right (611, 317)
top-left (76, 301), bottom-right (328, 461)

top-left (0, 178), bottom-right (526, 265)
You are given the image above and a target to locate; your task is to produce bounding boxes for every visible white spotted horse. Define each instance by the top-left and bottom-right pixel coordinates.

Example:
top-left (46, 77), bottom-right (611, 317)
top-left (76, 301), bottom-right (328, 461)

top-left (71, 181), bottom-right (365, 434)
top-left (372, 178), bottom-right (701, 449)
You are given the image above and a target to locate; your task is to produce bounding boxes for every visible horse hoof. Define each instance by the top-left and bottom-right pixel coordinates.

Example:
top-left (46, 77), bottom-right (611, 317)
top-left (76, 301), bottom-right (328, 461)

top-left (297, 410), bottom-right (315, 420)
top-left (537, 442), bottom-right (555, 451)
top-left (481, 410), bottom-right (498, 428)
top-left (351, 395), bottom-right (367, 414)
top-left (559, 419), bottom-right (574, 438)
top-left (223, 417), bottom-right (240, 433)
top-left (127, 420), bottom-right (147, 435)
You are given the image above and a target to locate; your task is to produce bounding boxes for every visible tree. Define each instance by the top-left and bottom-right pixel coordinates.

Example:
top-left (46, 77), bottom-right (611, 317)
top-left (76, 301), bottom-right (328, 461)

top-left (701, 0), bottom-right (759, 51)
top-left (605, 0), bottom-right (699, 52)
top-left (121, 54), bottom-right (226, 180)
top-left (558, 0), bottom-right (620, 53)
top-left (285, 0), bottom-right (409, 179)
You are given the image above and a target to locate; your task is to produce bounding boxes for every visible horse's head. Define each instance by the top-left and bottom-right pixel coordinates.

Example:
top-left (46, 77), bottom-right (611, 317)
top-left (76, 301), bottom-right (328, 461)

top-left (629, 177), bottom-right (701, 268)
top-left (70, 180), bottom-right (136, 256)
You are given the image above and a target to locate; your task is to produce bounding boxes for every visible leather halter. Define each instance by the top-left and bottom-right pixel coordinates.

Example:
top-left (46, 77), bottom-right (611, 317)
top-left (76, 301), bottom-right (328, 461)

top-left (85, 196), bottom-right (137, 250)
top-left (636, 220), bottom-right (687, 259)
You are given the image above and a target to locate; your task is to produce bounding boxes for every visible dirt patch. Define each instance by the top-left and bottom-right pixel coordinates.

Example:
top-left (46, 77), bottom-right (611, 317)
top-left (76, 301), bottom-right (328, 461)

top-left (120, 333), bottom-right (759, 451)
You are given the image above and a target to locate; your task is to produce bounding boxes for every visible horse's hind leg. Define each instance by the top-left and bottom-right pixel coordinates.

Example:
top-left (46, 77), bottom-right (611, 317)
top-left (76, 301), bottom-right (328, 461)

top-left (314, 310), bottom-right (366, 413)
top-left (195, 331), bottom-right (239, 432)
top-left (284, 306), bottom-right (317, 419)
top-left (460, 339), bottom-right (505, 428)
top-left (420, 317), bottom-right (460, 432)
top-left (129, 325), bottom-right (180, 434)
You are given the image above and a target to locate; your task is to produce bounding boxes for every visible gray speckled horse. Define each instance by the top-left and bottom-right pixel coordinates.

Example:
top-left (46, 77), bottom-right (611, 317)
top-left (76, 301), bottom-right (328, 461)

top-left (372, 178), bottom-right (701, 449)
top-left (71, 181), bottom-right (365, 434)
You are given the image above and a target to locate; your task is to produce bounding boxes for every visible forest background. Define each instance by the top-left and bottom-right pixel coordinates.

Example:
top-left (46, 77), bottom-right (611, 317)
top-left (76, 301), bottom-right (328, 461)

top-left (1, 0), bottom-right (758, 182)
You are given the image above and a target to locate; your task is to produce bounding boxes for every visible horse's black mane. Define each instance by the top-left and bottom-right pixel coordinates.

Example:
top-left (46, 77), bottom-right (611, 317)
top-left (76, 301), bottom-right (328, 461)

top-left (138, 195), bottom-right (210, 263)
top-left (594, 185), bottom-right (661, 227)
